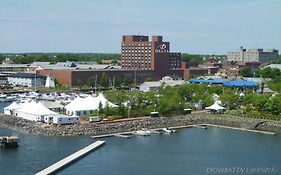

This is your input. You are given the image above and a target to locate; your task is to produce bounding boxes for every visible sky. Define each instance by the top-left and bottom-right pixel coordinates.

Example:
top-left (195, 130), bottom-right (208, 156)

top-left (0, 0), bottom-right (280, 54)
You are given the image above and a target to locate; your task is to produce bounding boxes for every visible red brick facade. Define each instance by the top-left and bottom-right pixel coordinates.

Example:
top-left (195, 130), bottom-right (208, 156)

top-left (37, 35), bottom-right (184, 86)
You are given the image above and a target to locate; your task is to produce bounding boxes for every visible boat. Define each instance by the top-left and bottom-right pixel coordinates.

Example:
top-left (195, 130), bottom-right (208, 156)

top-left (0, 136), bottom-right (19, 148)
top-left (162, 128), bottom-right (176, 133)
top-left (134, 128), bottom-right (151, 136)
top-left (0, 94), bottom-right (14, 102)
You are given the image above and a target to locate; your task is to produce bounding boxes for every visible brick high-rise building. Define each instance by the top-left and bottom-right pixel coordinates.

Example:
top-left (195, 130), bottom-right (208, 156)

top-left (121, 35), bottom-right (181, 71)
top-left (37, 35), bottom-right (185, 87)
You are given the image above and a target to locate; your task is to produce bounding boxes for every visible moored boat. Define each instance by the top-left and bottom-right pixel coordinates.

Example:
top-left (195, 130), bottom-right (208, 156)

top-left (162, 128), bottom-right (176, 133)
top-left (134, 128), bottom-right (151, 136)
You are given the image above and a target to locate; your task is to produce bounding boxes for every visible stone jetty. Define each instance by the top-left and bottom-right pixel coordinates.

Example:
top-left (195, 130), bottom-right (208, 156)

top-left (0, 114), bottom-right (281, 136)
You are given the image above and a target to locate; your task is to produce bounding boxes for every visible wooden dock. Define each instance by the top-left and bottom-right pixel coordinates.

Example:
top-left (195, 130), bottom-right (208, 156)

top-left (203, 124), bottom-right (276, 135)
top-left (150, 130), bottom-right (161, 134)
top-left (192, 125), bottom-right (207, 129)
top-left (114, 134), bottom-right (131, 138)
top-left (91, 132), bottom-right (132, 139)
top-left (0, 136), bottom-right (19, 148)
top-left (35, 140), bottom-right (105, 175)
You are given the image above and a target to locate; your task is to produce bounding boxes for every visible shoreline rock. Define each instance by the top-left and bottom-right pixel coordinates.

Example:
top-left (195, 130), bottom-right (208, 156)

top-left (0, 114), bottom-right (281, 136)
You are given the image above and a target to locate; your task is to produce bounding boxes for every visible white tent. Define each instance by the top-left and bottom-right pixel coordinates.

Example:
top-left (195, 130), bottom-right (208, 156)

top-left (15, 101), bottom-right (57, 121)
top-left (4, 102), bottom-right (21, 115)
top-left (94, 94), bottom-right (118, 108)
top-left (206, 103), bottom-right (226, 113)
top-left (65, 96), bottom-right (93, 116)
top-left (65, 94), bottom-right (118, 116)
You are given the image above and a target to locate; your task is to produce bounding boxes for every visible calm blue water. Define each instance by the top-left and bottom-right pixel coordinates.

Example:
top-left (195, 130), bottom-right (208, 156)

top-left (1, 126), bottom-right (281, 175)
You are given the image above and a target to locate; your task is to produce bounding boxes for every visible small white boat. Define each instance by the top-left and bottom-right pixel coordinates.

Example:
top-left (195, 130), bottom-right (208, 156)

top-left (162, 128), bottom-right (176, 133)
top-left (134, 129), bottom-right (151, 136)
top-left (0, 94), bottom-right (14, 102)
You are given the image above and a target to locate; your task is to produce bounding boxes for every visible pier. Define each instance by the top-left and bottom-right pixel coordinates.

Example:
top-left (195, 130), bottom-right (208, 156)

top-left (91, 132), bottom-right (132, 139)
top-left (35, 140), bottom-right (105, 175)
top-left (192, 125), bottom-right (207, 129)
top-left (204, 124), bottom-right (277, 135)
top-left (0, 136), bottom-right (19, 148)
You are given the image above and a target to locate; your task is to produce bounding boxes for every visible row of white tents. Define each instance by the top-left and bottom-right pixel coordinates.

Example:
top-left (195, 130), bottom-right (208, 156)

top-left (3, 93), bottom-right (118, 124)
top-left (4, 101), bottom-right (80, 124)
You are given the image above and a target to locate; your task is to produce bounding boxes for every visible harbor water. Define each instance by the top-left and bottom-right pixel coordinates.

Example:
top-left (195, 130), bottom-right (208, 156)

top-left (1, 125), bottom-right (281, 175)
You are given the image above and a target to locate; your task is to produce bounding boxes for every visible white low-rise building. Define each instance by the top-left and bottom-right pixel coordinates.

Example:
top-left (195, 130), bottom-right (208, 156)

top-left (7, 73), bottom-right (46, 87)
top-left (139, 76), bottom-right (186, 92)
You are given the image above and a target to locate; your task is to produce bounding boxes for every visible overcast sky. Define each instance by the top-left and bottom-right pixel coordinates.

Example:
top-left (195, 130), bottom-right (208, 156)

top-left (0, 0), bottom-right (280, 54)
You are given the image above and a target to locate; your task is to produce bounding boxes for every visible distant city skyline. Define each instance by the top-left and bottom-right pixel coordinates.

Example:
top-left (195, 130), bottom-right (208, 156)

top-left (0, 0), bottom-right (280, 54)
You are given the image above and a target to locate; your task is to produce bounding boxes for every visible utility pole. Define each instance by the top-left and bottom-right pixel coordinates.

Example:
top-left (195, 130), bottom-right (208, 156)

top-left (94, 74), bottom-right (97, 94)
top-left (34, 70), bottom-right (37, 92)
top-left (128, 102), bottom-right (131, 118)
top-left (134, 70), bottom-right (136, 88)
top-left (113, 76), bottom-right (115, 89)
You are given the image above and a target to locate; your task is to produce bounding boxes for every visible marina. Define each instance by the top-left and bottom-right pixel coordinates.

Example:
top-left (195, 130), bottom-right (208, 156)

top-left (35, 140), bottom-right (105, 175)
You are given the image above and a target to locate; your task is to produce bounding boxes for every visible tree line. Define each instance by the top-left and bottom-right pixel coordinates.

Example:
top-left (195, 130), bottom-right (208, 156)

top-left (0, 53), bottom-right (120, 64)
top-left (96, 83), bottom-right (281, 120)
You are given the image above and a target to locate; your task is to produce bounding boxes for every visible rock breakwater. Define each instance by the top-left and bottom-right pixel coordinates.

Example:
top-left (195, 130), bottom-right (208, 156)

top-left (0, 114), bottom-right (280, 136)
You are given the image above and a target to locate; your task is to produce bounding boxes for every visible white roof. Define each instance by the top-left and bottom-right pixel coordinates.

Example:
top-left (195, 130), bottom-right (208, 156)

top-left (16, 101), bottom-right (57, 115)
top-left (65, 94), bottom-right (117, 112)
top-left (95, 94), bottom-right (118, 108)
top-left (265, 64), bottom-right (281, 70)
top-left (263, 87), bottom-right (274, 93)
top-left (140, 81), bottom-right (162, 88)
top-left (4, 102), bottom-right (21, 110)
top-left (206, 103), bottom-right (226, 110)
top-left (40, 100), bottom-right (65, 109)
top-left (65, 96), bottom-right (89, 111)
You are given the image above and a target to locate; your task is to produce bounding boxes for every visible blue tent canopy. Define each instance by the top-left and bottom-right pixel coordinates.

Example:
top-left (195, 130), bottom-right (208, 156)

top-left (223, 80), bottom-right (258, 87)
top-left (189, 79), bottom-right (258, 88)
top-left (189, 79), bottom-right (225, 84)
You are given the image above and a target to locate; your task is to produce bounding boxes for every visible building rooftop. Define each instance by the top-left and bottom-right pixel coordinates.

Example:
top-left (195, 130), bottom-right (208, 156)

top-left (265, 64), bottom-right (281, 70)
top-left (8, 72), bottom-right (46, 78)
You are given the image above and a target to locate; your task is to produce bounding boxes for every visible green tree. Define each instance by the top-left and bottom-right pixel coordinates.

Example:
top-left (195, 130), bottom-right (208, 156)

top-left (239, 66), bottom-right (252, 77)
top-left (260, 67), bottom-right (273, 78)
top-left (157, 86), bottom-right (186, 116)
top-left (267, 94), bottom-right (281, 115)
top-left (99, 73), bottom-right (109, 88)
top-left (75, 79), bottom-right (83, 87)
top-left (220, 91), bottom-right (241, 110)
top-left (98, 101), bottom-right (104, 115)
top-left (123, 75), bottom-right (133, 87)
top-left (0, 54), bottom-right (5, 64)
top-left (252, 95), bottom-right (271, 112)
top-left (145, 77), bottom-right (153, 82)
top-left (104, 89), bottom-right (127, 105)
top-left (181, 53), bottom-right (203, 64)
top-left (113, 76), bottom-right (122, 87)
top-left (87, 76), bottom-right (96, 88)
